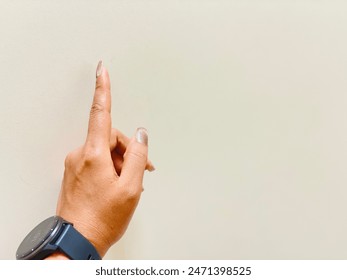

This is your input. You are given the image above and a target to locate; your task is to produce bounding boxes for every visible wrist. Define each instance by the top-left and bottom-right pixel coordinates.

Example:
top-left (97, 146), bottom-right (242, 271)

top-left (67, 221), bottom-right (110, 258)
top-left (44, 252), bottom-right (69, 260)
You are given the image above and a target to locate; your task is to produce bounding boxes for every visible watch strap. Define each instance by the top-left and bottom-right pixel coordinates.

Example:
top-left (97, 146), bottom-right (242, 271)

top-left (55, 223), bottom-right (101, 260)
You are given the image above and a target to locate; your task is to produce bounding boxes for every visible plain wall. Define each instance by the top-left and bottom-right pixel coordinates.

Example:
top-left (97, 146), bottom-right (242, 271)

top-left (1, 1), bottom-right (347, 259)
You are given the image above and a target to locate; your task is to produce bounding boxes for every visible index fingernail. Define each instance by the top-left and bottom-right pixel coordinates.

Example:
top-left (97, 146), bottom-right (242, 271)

top-left (96, 60), bottom-right (103, 78)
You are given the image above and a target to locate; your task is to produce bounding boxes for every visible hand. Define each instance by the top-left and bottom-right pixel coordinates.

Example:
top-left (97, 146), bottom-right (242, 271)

top-left (51, 61), bottom-right (154, 259)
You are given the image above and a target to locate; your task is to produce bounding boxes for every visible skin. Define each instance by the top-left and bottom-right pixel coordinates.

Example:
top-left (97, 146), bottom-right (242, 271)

top-left (45, 62), bottom-right (154, 259)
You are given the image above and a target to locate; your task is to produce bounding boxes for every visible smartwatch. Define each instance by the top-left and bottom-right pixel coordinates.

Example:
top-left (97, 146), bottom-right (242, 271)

top-left (16, 216), bottom-right (101, 260)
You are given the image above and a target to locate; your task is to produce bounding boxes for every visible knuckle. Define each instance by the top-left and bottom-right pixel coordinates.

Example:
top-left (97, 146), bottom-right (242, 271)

top-left (64, 153), bottom-right (74, 168)
top-left (90, 102), bottom-right (106, 117)
top-left (120, 185), bottom-right (141, 202)
top-left (127, 150), bottom-right (147, 163)
top-left (64, 147), bottom-right (84, 169)
top-left (82, 148), bottom-right (103, 165)
top-left (126, 189), bottom-right (141, 202)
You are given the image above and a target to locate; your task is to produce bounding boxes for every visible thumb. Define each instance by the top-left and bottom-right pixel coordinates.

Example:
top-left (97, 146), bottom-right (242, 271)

top-left (120, 128), bottom-right (149, 190)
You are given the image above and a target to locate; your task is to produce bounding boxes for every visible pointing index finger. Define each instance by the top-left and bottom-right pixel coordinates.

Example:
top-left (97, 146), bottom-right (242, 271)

top-left (86, 61), bottom-right (112, 149)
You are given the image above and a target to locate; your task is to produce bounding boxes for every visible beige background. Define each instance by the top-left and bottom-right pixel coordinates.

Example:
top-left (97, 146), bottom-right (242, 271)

top-left (1, 1), bottom-right (347, 259)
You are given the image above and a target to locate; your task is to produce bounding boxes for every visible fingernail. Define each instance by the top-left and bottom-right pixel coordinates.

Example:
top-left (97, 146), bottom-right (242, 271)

top-left (147, 160), bottom-right (156, 172)
top-left (96, 60), bottom-right (103, 78)
top-left (148, 166), bottom-right (156, 172)
top-left (136, 127), bottom-right (148, 146)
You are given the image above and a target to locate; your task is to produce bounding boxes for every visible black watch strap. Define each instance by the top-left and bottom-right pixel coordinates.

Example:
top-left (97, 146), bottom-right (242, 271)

top-left (56, 223), bottom-right (101, 260)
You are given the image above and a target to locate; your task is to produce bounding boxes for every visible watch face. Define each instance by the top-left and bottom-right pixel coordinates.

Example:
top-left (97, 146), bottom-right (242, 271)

top-left (16, 216), bottom-right (61, 259)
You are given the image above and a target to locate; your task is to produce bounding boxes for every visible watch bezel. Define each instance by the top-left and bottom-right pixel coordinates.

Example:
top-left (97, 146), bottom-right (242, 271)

top-left (16, 216), bottom-right (64, 260)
